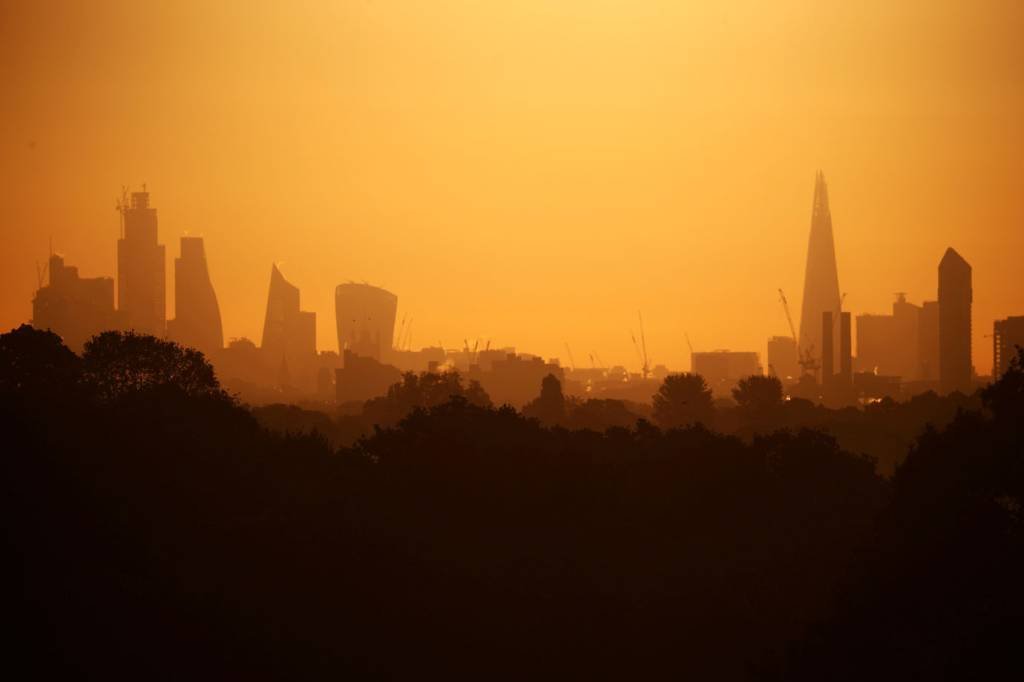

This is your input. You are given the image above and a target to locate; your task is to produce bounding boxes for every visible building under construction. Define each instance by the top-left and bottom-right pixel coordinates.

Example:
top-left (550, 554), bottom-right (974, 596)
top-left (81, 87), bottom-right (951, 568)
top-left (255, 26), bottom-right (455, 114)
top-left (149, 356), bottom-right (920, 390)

top-left (116, 188), bottom-right (166, 336)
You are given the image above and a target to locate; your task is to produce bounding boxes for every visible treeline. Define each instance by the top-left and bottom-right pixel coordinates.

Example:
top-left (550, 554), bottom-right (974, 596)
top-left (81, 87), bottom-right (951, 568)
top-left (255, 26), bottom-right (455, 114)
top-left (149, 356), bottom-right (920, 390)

top-left (3, 326), bottom-right (1022, 679)
top-left (261, 366), bottom-right (979, 475)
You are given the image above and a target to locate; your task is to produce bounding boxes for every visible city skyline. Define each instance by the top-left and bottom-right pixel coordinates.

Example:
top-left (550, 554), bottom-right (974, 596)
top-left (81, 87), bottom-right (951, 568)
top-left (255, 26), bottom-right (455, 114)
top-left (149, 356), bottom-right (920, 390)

top-left (13, 179), bottom-right (1013, 380)
top-left (2, 2), bottom-right (1022, 373)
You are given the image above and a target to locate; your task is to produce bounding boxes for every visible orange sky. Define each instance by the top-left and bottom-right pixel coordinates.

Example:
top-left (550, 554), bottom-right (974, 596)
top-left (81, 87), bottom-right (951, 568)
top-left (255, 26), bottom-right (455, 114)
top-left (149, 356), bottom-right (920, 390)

top-left (2, 1), bottom-right (1022, 374)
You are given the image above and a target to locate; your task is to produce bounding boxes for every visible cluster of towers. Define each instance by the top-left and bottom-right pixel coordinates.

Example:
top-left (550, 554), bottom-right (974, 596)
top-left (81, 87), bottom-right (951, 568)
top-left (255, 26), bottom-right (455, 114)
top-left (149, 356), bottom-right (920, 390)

top-left (31, 187), bottom-right (411, 399)
top-left (33, 188), bottom-right (223, 357)
top-left (782, 172), bottom-right (977, 400)
top-left (29, 179), bottom-right (1015, 406)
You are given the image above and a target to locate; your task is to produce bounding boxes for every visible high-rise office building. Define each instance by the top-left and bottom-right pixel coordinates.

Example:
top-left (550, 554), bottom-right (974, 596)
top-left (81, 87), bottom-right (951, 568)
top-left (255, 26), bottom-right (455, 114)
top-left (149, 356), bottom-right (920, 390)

top-left (855, 313), bottom-right (897, 375)
top-left (993, 316), bottom-right (1024, 378)
top-left (798, 172), bottom-right (842, 379)
top-left (261, 264), bottom-right (316, 387)
top-left (855, 294), bottom-right (924, 382)
top-left (767, 335), bottom-right (799, 381)
top-left (117, 189), bottom-right (166, 336)
top-left (167, 237), bottom-right (223, 356)
top-left (938, 248), bottom-right (972, 394)
top-left (822, 311), bottom-right (835, 383)
top-left (334, 282), bottom-right (398, 361)
top-left (32, 253), bottom-right (117, 352)
top-left (839, 311), bottom-right (852, 384)
top-left (918, 300), bottom-right (940, 381)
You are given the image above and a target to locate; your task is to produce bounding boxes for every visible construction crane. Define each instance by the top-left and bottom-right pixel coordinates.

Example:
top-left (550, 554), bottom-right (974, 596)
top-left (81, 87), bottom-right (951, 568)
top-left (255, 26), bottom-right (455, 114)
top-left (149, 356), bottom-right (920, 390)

top-left (115, 186), bottom-right (129, 239)
top-left (35, 260), bottom-right (49, 289)
top-left (564, 342), bottom-right (577, 371)
top-left (630, 330), bottom-right (644, 376)
top-left (778, 288), bottom-right (819, 377)
top-left (638, 311), bottom-right (651, 379)
top-left (400, 317), bottom-right (414, 351)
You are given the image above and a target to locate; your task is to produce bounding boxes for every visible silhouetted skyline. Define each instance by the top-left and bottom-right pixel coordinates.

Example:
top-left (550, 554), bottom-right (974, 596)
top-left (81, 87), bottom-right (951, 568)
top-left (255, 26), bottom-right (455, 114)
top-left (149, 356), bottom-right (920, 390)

top-left (18, 177), bottom-right (1017, 406)
top-left (3, 3), bottom-right (1021, 375)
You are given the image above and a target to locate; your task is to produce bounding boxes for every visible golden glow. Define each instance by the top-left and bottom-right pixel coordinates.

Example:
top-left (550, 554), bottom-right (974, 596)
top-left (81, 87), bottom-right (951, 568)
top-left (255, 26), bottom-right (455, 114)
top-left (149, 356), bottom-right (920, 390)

top-left (2, 1), bottom-right (1022, 372)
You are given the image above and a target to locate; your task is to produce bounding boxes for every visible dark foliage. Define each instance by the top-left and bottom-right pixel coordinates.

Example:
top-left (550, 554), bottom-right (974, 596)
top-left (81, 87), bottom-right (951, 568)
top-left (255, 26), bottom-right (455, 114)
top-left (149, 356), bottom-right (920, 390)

top-left (521, 373), bottom-right (568, 426)
top-left (756, 349), bottom-right (1024, 681)
top-left (4, 330), bottom-right (1022, 680)
top-left (652, 372), bottom-right (714, 428)
top-left (362, 369), bottom-right (492, 427)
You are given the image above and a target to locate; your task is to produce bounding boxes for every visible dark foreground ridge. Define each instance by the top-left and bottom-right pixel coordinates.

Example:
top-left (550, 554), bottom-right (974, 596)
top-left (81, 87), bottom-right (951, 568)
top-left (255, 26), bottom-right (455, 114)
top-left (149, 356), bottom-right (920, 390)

top-left (4, 326), bottom-right (1023, 680)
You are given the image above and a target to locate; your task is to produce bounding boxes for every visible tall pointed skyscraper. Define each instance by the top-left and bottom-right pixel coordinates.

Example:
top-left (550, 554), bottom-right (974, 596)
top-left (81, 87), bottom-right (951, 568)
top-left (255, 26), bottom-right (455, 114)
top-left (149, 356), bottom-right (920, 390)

top-left (798, 172), bottom-right (842, 378)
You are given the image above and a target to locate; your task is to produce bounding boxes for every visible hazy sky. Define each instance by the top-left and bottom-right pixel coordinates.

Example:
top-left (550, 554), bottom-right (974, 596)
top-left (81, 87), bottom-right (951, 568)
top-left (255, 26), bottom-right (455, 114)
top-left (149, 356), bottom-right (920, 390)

top-left (2, 1), bottom-right (1022, 373)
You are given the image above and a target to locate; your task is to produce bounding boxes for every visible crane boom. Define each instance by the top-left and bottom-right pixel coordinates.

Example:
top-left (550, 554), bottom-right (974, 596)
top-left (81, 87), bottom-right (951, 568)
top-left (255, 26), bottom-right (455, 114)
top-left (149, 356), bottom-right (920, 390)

top-left (779, 288), bottom-right (819, 377)
top-left (638, 311), bottom-right (651, 379)
top-left (778, 288), bottom-right (798, 345)
top-left (563, 342), bottom-right (577, 371)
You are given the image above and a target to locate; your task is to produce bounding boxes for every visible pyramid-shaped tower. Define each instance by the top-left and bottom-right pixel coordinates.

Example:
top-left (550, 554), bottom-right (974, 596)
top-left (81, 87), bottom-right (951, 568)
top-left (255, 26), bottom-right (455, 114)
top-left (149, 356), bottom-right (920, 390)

top-left (798, 172), bottom-right (842, 377)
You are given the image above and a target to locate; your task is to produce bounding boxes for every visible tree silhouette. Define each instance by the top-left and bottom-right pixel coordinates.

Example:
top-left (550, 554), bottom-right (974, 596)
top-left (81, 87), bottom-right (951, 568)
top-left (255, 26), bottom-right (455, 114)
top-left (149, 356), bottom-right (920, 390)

top-left (522, 373), bottom-right (568, 426)
top-left (81, 330), bottom-right (224, 402)
top-left (733, 375), bottom-right (784, 424)
top-left (0, 324), bottom-right (80, 400)
top-left (362, 370), bottom-right (492, 427)
top-left (652, 373), bottom-right (714, 428)
top-left (982, 346), bottom-right (1024, 423)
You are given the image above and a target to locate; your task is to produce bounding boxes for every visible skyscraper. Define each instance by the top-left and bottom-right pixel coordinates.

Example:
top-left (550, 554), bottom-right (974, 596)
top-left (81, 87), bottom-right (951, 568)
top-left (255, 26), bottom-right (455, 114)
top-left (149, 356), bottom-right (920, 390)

top-left (993, 316), bottom-right (1024, 378)
top-left (167, 237), bottom-right (223, 356)
top-left (918, 300), bottom-right (940, 381)
top-left (938, 247), bottom-right (972, 394)
top-left (117, 189), bottom-right (166, 336)
top-left (766, 335), bottom-right (799, 382)
top-left (261, 264), bottom-right (317, 388)
top-left (335, 282), bottom-right (398, 361)
top-left (798, 172), bottom-right (842, 379)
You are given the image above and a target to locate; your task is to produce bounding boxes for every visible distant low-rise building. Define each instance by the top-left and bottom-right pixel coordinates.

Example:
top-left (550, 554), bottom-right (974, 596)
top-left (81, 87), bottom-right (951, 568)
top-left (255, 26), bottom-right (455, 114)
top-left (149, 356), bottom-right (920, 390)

top-left (468, 353), bottom-right (565, 407)
top-left (335, 350), bottom-right (403, 405)
top-left (691, 350), bottom-right (761, 397)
